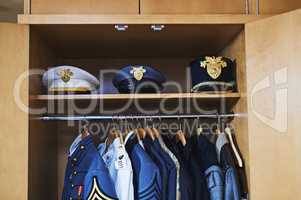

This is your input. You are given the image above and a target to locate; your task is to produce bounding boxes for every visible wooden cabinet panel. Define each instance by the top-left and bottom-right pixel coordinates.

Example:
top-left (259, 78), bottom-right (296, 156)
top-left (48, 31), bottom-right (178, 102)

top-left (0, 23), bottom-right (29, 200)
top-left (141, 0), bottom-right (247, 14)
top-left (31, 0), bottom-right (139, 14)
top-left (246, 10), bottom-right (301, 199)
top-left (257, 0), bottom-right (301, 14)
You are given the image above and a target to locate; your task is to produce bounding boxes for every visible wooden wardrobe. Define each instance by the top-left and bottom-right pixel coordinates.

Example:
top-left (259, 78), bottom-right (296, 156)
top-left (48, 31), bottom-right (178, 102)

top-left (0, 0), bottom-right (301, 199)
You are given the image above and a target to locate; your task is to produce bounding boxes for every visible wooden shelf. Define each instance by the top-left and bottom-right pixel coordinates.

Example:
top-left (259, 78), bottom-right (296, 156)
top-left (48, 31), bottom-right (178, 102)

top-left (30, 92), bottom-right (241, 100)
top-left (18, 14), bottom-right (269, 25)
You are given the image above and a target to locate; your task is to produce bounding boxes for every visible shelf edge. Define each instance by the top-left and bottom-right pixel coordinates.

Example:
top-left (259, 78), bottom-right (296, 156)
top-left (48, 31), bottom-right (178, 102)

top-left (18, 14), bottom-right (270, 25)
top-left (30, 93), bottom-right (241, 100)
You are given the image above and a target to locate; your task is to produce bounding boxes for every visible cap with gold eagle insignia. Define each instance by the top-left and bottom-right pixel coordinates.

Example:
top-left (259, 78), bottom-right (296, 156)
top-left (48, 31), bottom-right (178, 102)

top-left (42, 65), bottom-right (99, 93)
top-left (113, 65), bottom-right (166, 94)
top-left (190, 56), bottom-right (237, 93)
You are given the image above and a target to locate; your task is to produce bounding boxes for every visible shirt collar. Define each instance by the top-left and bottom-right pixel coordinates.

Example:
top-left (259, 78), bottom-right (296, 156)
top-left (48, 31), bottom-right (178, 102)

top-left (98, 137), bottom-right (123, 156)
top-left (69, 134), bottom-right (82, 156)
top-left (69, 134), bottom-right (93, 156)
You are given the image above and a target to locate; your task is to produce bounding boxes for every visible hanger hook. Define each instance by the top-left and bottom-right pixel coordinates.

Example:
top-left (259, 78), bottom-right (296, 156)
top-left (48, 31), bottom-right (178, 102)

top-left (150, 117), bottom-right (153, 128)
top-left (178, 116), bottom-right (182, 131)
top-left (217, 113), bottom-right (221, 131)
top-left (112, 115), bottom-right (115, 130)
top-left (121, 116), bottom-right (124, 131)
top-left (118, 115), bottom-right (121, 130)
top-left (131, 114), bottom-right (134, 130)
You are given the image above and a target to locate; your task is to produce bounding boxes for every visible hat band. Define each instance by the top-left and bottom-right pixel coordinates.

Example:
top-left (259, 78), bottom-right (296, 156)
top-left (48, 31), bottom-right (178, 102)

top-left (49, 87), bottom-right (91, 92)
top-left (191, 81), bottom-right (234, 93)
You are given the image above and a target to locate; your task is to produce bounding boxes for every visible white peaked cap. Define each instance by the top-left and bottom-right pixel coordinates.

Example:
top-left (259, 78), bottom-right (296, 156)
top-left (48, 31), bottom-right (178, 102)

top-left (42, 66), bottom-right (99, 92)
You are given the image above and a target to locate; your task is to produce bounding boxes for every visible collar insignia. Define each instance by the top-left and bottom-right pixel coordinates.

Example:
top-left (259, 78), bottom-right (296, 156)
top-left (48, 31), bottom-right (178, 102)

top-left (58, 68), bottom-right (74, 83)
top-left (87, 177), bottom-right (117, 200)
top-left (130, 66), bottom-right (146, 81)
top-left (200, 56), bottom-right (227, 79)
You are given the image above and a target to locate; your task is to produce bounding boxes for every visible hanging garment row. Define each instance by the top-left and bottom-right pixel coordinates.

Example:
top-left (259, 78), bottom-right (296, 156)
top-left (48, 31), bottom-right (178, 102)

top-left (62, 119), bottom-right (248, 200)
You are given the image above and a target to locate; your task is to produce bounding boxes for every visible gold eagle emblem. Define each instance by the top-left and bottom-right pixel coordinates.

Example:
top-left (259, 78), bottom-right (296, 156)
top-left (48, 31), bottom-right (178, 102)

top-left (87, 177), bottom-right (117, 200)
top-left (58, 68), bottom-right (74, 83)
top-left (130, 66), bottom-right (146, 81)
top-left (200, 56), bottom-right (227, 79)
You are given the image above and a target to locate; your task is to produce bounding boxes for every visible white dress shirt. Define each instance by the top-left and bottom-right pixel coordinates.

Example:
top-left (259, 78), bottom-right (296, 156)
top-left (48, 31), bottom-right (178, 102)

top-left (99, 137), bottom-right (134, 200)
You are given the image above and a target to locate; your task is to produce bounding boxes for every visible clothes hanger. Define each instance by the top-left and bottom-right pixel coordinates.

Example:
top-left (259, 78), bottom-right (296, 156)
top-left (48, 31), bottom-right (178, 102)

top-left (125, 118), bottom-right (130, 135)
top-left (116, 117), bottom-right (124, 145)
top-left (135, 128), bottom-right (141, 142)
top-left (105, 116), bottom-right (119, 152)
top-left (176, 131), bottom-right (186, 146)
top-left (120, 117), bottom-right (128, 145)
top-left (225, 126), bottom-right (243, 167)
top-left (216, 114), bottom-right (222, 135)
top-left (123, 115), bottom-right (136, 142)
top-left (145, 127), bottom-right (155, 141)
top-left (81, 124), bottom-right (89, 139)
top-left (196, 117), bottom-right (203, 136)
top-left (123, 116), bottom-right (133, 141)
top-left (137, 116), bottom-right (146, 140)
top-left (148, 117), bottom-right (159, 139)
top-left (118, 129), bottom-right (124, 145)
top-left (152, 128), bottom-right (160, 138)
top-left (176, 117), bottom-right (186, 146)
top-left (152, 118), bottom-right (160, 139)
top-left (144, 118), bottom-right (155, 141)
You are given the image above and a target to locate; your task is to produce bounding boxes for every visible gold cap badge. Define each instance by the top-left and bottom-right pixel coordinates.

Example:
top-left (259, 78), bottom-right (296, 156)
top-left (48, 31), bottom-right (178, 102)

top-left (130, 66), bottom-right (146, 81)
top-left (58, 68), bottom-right (74, 83)
top-left (200, 56), bottom-right (227, 79)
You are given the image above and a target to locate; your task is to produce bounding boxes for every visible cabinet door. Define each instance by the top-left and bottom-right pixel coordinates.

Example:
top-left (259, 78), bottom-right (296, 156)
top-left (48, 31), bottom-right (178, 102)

top-left (141, 0), bottom-right (246, 14)
top-left (245, 10), bottom-right (301, 199)
top-left (0, 23), bottom-right (29, 199)
top-left (31, 0), bottom-right (139, 14)
top-left (256, 0), bottom-right (301, 14)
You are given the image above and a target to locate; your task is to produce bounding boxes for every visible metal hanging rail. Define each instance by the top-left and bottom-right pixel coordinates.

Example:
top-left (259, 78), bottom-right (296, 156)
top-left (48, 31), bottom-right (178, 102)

top-left (35, 113), bottom-right (244, 121)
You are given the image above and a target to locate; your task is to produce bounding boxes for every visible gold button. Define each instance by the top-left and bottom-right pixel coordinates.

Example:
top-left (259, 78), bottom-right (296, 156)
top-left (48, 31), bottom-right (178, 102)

top-left (73, 158), bottom-right (77, 162)
top-left (80, 145), bottom-right (85, 150)
top-left (69, 197), bottom-right (73, 200)
top-left (73, 171), bottom-right (77, 175)
top-left (71, 184), bottom-right (74, 188)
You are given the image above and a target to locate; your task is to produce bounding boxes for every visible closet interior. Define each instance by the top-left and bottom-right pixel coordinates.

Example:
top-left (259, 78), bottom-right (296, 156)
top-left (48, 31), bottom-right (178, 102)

top-left (28, 23), bottom-right (248, 200)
